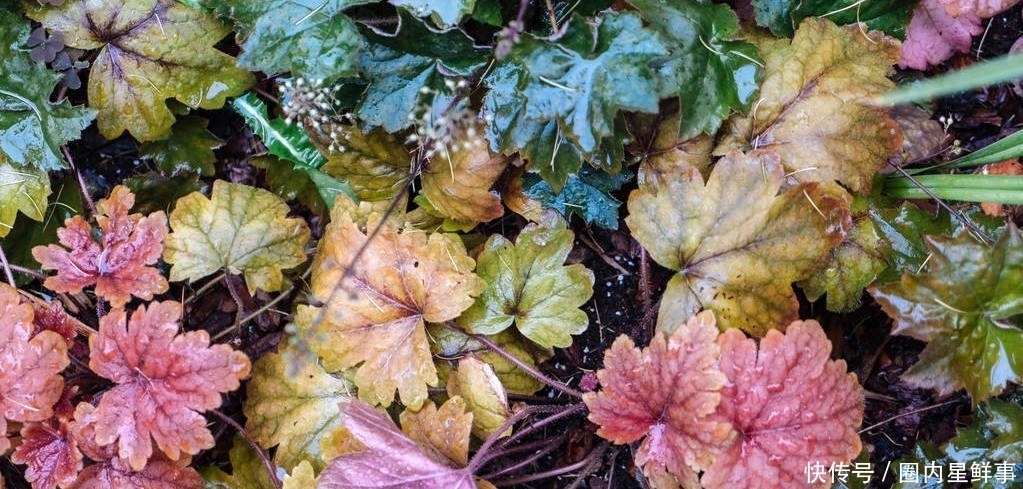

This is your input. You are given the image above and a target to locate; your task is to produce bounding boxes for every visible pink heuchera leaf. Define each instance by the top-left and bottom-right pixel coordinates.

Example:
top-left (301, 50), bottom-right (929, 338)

top-left (0, 283), bottom-right (69, 454)
top-left (701, 320), bottom-right (864, 489)
top-left (32, 185), bottom-right (169, 308)
top-left (899, 0), bottom-right (1020, 69)
top-left (583, 311), bottom-right (734, 482)
top-left (319, 399), bottom-right (479, 489)
top-left (11, 419), bottom-right (83, 489)
top-left (87, 301), bottom-right (251, 470)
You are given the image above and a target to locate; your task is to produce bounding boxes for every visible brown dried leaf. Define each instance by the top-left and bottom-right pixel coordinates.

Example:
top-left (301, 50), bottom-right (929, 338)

top-left (400, 397), bottom-right (474, 466)
top-left (420, 124), bottom-right (507, 227)
top-left (32, 186), bottom-right (168, 308)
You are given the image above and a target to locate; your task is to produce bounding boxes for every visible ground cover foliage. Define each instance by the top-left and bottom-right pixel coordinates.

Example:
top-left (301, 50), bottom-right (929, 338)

top-left (1, 0), bottom-right (1023, 488)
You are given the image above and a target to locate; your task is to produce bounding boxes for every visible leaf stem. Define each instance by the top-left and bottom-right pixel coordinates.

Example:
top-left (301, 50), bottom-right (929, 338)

top-left (0, 242), bottom-right (15, 287)
top-left (458, 326), bottom-right (583, 398)
top-left (208, 409), bottom-right (283, 489)
top-left (490, 442), bottom-right (608, 487)
top-left (472, 403), bottom-right (587, 470)
top-left (467, 403), bottom-right (568, 473)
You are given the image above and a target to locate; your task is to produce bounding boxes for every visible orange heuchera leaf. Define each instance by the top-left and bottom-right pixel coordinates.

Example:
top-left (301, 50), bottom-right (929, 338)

top-left (301, 197), bottom-right (483, 409)
top-left (0, 283), bottom-right (69, 454)
top-left (319, 399), bottom-right (484, 489)
top-left (702, 321), bottom-right (863, 489)
top-left (32, 185), bottom-right (168, 308)
top-left (87, 301), bottom-right (251, 470)
top-left (583, 311), bottom-right (734, 483)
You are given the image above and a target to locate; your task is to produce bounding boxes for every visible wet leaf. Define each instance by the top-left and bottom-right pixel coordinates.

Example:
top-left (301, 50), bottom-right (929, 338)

top-left (164, 180), bottom-right (311, 294)
top-left (0, 283), bottom-right (69, 454)
top-left (702, 321), bottom-right (864, 489)
top-left (898, 0), bottom-right (1020, 68)
top-left (399, 397), bottom-right (473, 466)
top-left (430, 326), bottom-right (549, 395)
top-left (300, 197), bottom-right (483, 408)
top-left (0, 159), bottom-right (50, 238)
top-left (33, 186), bottom-right (169, 308)
top-left (459, 213), bottom-right (594, 348)
top-left (419, 125), bottom-right (507, 227)
top-left (319, 399), bottom-right (485, 489)
top-left (445, 357), bottom-right (510, 439)
top-left (87, 301), bottom-right (251, 470)
top-left (519, 165), bottom-right (630, 230)
top-left (231, 92), bottom-right (326, 168)
top-left (626, 150), bottom-right (849, 336)
top-left (800, 212), bottom-right (889, 312)
top-left (754, 0), bottom-right (914, 37)
top-left (252, 155), bottom-right (329, 217)
top-left (139, 116), bottom-right (220, 176)
top-left (11, 418), bottom-right (82, 489)
top-left (0, 11), bottom-right (94, 172)
top-left (484, 12), bottom-right (665, 160)
top-left (243, 344), bottom-right (354, 472)
top-left (28, 0), bottom-right (254, 141)
top-left (584, 311), bottom-right (734, 483)
top-left (715, 18), bottom-right (902, 194)
top-left (391, 0), bottom-right (475, 27)
top-left (316, 124), bottom-right (412, 202)
top-left (628, 0), bottom-right (761, 139)
top-left (207, 0), bottom-right (371, 82)
top-left (870, 226), bottom-right (1023, 402)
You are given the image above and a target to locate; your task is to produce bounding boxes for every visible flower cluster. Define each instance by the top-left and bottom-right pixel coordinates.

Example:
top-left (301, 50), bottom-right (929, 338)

top-left (278, 77), bottom-right (353, 153)
top-left (405, 78), bottom-right (486, 159)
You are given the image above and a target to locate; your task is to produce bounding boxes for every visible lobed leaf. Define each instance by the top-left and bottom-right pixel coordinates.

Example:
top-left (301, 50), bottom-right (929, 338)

top-left (139, 116), bottom-right (220, 177)
top-left (201, 435), bottom-right (277, 489)
top-left (445, 357), bottom-right (511, 439)
top-left (0, 283), bottom-right (69, 454)
top-left (399, 397), bottom-right (473, 467)
top-left (33, 186), bottom-right (168, 308)
top-left (898, 0), bottom-right (1020, 69)
top-left (87, 301), bottom-right (251, 470)
top-left (870, 225), bottom-right (1023, 402)
top-left (316, 124), bottom-right (413, 202)
top-left (518, 165), bottom-right (630, 230)
top-left (301, 197), bottom-right (483, 408)
top-left (164, 180), bottom-right (311, 294)
top-left (0, 10), bottom-right (94, 172)
top-left (715, 18), bottom-right (902, 194)
top-left (28, 0), bottom-right (254, 141)
top-left (391, 0), bottom-right (475, 27)
top-left (11, 418), bottom-right (83, 489)
top-left (801, 213), bottom-right (889, 312)
top-left (584, 311), bottom-right (734, 483)
top-left (626, 150), bottom-right (849, 335)
top-left (0, 160), bottom-right (50, 238)
top-left (242, 345), bottom-right (354, 472)
top-left (702, 320), bottom-right (864, 489)
top-left (419, 124), bottom-right (507, 227)
top-left (458, 213), bottom-right (594, 348)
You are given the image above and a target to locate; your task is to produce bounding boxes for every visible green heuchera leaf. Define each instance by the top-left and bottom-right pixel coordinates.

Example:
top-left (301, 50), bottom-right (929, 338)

top-left (458, 213), bottom-right (594, 348)
top-left (164, 180), bottom-right (312, 293)
top-left (0, 160), bottom-right (50, 238)
top-left (0, 10), bottom-right (94, 171)
top-left (356, 10), bottom-right (487, 132)
top-left (1, 174), bottom-right (81, 277)
top-left (870, 226), bottom-right (1023, 403)
top-left (627, 0), bottom-right (761, 139)
top-left (521, 164), bottom-right (630, 230)
top-left (800, 211), bottom-right (888, 312)
top-left (391, 0), bottom-right (475, 27)
top-left (484, 12), bottom-right (665, 159)
top-left (754, 0), bottom-right (913, 38)
top-left (139, 115), bottom-right (220, 176)
top-left (204, 0), bottom-right (370, 81)
top-left (201, 435), bottom-right (277, 489)
top-left (242, 345), bottom-right (354, 472)
top-left (252, 155), bottom-right (329, 216)
top-left (28, 0), bottom-right (254, 141)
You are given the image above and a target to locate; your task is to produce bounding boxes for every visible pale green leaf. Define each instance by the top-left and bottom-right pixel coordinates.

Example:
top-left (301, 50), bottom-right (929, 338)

top-left (0, 159), bottom-right (49, 238)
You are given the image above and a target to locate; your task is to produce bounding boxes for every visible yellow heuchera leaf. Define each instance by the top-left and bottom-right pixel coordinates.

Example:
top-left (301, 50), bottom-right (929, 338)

top-left (715, 18), bottom-right (901, 193)
top-left (446, 356), bottom-right (511, 439)
top-left (420, 124), bottom-right (507, 227)
top-left (626, 150), bottom-right (849, 336)
top-left (300, 196), bottom-right (484, 409)
top-left (400, 397), bottom-right (474, 466)
top-left (242, 345), bottom-right (353, 472)
top-left (164, 180), bottom-right (311, 294)
top-left (316, 124), bottom-right (412, 202)
top-left (282, 461), bottom-right (318, 489)
top-left (0, 159), bottom-right (50, 238)
top-left (27, 0), bottom-right (254, 141)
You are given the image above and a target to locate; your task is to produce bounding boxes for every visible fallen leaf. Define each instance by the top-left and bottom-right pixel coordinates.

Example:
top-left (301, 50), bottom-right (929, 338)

top-left (400, 397), bottom-right (474, 466)
top-left (458, 212), bottom-right (594, 348)
top-left (584, 311), bottom-right (734, 483)
top-left (242, 344), bottom-right (354, 472)
top-left (318, 399), bottom-right (483, 489)
top-left (164, 180), bottom-right (311, 294)
top-left (702, 321), bottom-right (864, 489)
top-left (626, 150), bottom-right (849, 335)
top-left (33, 185), bottom-right (168, 308)
top-left (715, 18), bottom-right (902, 193)
top-left (27, 0), bottom-right (254, 141)
top-left (0, 284), bottom-right (68, 456)
top-left (300, 197), bottom-right (483, 408)
top-left (0, 10), bottom-right (94, 172)
top-left (87, 301), bottom-right (250, 470)
top-left (870, 226), bottom-right (1023, 402)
